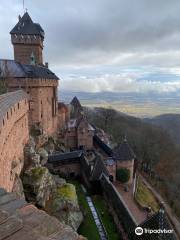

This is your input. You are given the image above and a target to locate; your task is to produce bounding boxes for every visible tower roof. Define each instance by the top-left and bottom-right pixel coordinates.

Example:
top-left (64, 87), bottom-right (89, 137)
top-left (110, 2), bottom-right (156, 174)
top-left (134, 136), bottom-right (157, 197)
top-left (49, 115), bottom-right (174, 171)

top-left (113, 138), bottom-right (135, 161)
top-left (70, 96), bottom-right (82, 109)
top-left (130, 209), bottom-right (177, 240)
top-left (10, 12), bottom-right (44, 38)
top-left (0, 60), bottom-right (58, 80)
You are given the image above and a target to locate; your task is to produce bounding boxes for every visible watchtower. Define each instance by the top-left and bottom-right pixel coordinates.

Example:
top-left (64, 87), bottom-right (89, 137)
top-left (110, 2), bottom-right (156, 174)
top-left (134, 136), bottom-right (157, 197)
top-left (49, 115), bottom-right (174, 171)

top-left (10, 12), bottom-right (44, 65)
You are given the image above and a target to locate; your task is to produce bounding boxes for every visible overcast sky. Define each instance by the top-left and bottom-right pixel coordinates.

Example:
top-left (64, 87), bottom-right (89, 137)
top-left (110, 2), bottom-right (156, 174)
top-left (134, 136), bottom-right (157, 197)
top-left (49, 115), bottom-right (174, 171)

top-left (1, 0), bottom-right (180, 94)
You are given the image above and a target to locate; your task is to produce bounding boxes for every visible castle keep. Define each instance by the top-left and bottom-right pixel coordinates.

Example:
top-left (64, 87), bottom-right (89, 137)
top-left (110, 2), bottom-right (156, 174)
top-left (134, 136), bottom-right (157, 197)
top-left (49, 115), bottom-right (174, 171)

top-left (1, 12), bottom-right (59, 136)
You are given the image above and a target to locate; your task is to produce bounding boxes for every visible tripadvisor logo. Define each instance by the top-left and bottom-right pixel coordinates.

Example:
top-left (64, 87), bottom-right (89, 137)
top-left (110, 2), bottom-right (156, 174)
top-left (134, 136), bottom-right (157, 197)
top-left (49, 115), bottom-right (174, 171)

top-left (135, 227), bottom-right (174, 236)
top-left (135, 227), bottom-right (143, 235)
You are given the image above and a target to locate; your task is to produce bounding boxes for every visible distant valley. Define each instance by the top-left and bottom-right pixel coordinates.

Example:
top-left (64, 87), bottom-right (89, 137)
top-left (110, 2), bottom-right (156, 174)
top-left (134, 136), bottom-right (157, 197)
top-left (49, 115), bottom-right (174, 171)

top-left (59, 90), bottom-right (180, 117)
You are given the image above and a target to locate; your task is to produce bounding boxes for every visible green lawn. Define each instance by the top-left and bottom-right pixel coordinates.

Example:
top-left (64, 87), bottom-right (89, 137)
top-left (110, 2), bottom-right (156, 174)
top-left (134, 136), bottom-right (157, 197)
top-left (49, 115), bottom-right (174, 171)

top-left (68, 180), bottom-right (100, 240)
top-left (92, 195), bottom-right (122, 240)
top-left (135, 177), bottom-right (159, 212)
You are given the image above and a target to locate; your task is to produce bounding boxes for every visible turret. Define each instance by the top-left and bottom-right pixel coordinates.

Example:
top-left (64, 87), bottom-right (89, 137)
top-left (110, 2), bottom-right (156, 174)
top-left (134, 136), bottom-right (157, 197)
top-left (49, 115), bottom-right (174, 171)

top-left (10, 12), bottom-right (44, 65)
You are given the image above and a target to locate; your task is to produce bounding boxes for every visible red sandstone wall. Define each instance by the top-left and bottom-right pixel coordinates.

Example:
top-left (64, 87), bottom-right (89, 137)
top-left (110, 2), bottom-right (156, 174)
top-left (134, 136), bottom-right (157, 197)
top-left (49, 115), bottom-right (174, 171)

top-left (77, 121), bottom-right (94, 149)
top-left (0, 96), bottom-right (29, 192)
top-left (29, 86), bottom-right (58, 135)
top-left (8, 78), bottom-right (58, 136)
top-left (11, 35), bottom-right (43, 65)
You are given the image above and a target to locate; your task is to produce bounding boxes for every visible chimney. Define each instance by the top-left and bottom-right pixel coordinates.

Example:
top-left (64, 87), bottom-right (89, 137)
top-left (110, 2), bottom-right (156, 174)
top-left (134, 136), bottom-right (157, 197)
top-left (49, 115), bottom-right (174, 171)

top-left (45, 62), bottom-right (49, 68)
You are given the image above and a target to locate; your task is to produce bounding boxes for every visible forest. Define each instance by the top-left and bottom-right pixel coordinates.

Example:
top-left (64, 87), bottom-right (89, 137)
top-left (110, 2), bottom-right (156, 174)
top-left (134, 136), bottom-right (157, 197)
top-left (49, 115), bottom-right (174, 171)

top-left (85, 107), bottom-right (180, 219)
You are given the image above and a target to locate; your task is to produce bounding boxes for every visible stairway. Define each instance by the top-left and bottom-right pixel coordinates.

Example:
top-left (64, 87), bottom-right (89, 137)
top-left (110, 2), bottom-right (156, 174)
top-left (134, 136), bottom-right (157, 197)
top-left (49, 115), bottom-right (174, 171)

top-left (0, 188), bottom-right (85, 240)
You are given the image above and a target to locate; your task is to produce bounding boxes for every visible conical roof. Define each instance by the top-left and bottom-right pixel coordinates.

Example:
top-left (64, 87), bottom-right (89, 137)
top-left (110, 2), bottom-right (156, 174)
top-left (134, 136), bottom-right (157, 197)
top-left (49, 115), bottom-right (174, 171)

top-left (70, 96), bottom-right (82, 109)
top-left (113, 138), bottom-right (135, 161)
top-left (132, 209), bottom-right (177, 240)
top-left (10, 12), bottom-right (44, 38)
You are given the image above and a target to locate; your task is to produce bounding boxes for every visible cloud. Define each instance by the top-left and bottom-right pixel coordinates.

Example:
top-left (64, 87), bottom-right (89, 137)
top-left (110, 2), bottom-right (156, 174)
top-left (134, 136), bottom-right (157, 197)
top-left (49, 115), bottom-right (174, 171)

top-left (60, 71), bottom-right (180, 93)
top-left (1, 0), bottom-right (180, 94)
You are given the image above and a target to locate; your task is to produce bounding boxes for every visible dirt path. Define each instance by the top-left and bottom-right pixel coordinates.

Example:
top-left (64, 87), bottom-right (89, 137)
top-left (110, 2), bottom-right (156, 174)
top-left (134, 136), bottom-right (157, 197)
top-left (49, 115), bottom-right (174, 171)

top-left (114, 182), bottom-right (147, 224)
top-left (140, 174), bottom-right (180, 238)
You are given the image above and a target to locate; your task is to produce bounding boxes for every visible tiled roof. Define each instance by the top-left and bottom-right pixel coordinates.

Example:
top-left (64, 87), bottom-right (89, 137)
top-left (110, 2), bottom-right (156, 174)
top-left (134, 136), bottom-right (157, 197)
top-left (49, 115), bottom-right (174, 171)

top-left (67, 116), bottom-right (95, 131)
top-left (0, 90), bottom-right (28, 125)
top-left (70, 96), bottom-right (82, 109)
top-left (48, 150), bottom-right (83, 163)
top-left (93, 135), bottom-right (113, 156)
top-left (0, 60), bottom-right (59, 80)
top-left (130, 209), bottom-right (177, 240)
top-left (10, 12), bottom-right (44, 38)
top-left (91, 156), bottom-right (109, 181)
top-left (113, 138), bottom-right (135, 161)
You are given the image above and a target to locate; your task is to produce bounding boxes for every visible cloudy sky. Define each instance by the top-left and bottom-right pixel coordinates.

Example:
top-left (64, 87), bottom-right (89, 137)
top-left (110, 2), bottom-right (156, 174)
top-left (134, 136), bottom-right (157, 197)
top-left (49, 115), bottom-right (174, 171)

top-left (1, 0), bottom-right (180, 94)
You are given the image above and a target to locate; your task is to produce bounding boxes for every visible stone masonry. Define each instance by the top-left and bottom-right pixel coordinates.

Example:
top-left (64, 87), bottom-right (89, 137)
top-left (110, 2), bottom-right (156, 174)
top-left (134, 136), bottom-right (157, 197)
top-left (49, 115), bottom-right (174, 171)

top-left (0, 90), bottom-right (29, 192)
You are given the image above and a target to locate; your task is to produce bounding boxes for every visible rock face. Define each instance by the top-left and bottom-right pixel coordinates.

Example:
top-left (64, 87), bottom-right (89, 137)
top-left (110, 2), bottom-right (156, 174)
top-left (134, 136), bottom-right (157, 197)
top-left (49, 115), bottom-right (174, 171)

top-left (45, 183), bottom-right (83, 231)
top-left (23, 166), bottom-right (83, 231)
top-left (23, 167), bottom-right (56, 207)
top-left (22, 136), bottom-right (83, 232)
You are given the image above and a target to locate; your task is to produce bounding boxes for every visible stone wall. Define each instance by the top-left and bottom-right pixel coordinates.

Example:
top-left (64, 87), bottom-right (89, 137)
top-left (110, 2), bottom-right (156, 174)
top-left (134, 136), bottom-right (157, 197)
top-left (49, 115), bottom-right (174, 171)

top-left (8, 78), bottom-right (58, 136)
top-left (11, 35), bottom-right (43, 65)
top-left (100, 174), bottom-right (137, 236)
top-left (52, 163), bottom-right (81, 178)
top-left (0, 90), bottom-right (29, 192)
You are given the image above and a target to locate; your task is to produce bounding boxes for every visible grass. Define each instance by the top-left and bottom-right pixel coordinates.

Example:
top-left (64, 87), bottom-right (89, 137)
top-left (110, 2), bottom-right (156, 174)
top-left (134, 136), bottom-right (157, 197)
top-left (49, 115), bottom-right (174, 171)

top-left (56, 183), bottom-right (77, 201)
top-left (92, 195), bottom-right (122, 240)
top-left (135, 177), bottom-right (159, 212)
top-left (68, 180), bottom-right (100, 240)
top-left (30, 167), bottom-right (47, 181)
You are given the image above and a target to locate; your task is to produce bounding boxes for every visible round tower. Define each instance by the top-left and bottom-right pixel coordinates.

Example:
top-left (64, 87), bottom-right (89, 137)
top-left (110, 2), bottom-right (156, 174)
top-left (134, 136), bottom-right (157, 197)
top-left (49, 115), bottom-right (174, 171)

top-left (10, 12), bottom-right (44, 65)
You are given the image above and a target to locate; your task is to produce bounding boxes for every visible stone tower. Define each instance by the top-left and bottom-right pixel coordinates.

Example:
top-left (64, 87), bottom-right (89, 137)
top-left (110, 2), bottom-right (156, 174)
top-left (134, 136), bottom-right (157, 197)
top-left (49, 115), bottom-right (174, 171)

top-left (5, 12), bottom-right (59, 136)
top-left (10, 12), bottom-right (44, 65)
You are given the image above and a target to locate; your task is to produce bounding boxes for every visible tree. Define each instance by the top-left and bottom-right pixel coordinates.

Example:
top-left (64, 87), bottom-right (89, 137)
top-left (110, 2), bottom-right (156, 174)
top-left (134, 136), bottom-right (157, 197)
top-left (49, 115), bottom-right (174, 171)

top-left (116, 168), bottom-right (130, 183)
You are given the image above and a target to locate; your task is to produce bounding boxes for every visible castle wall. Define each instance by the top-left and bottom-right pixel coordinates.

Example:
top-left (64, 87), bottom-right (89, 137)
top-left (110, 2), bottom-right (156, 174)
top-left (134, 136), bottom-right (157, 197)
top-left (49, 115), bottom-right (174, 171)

top-left (117, 159), bottom-right (134, 185)
top-left (106, 164), bottom-right (116, 182)
top-left (0, 91), bottom-right (29, 192)
top-left (7, 78), bottom-right (58, 136)
top-left (52, 163), bottom-right (81, 178)
top-left (77, 121), bottom-right (94, 149)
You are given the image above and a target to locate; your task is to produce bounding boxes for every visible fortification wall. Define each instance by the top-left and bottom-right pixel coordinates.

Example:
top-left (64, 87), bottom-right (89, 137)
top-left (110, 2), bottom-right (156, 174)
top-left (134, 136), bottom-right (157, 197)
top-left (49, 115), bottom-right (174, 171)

top-left (0, 90), bottom-right (29, 192)
top-left (100, 174), bottom-right (137, 237)
top-left (8, 78), bottom-right (58, 135)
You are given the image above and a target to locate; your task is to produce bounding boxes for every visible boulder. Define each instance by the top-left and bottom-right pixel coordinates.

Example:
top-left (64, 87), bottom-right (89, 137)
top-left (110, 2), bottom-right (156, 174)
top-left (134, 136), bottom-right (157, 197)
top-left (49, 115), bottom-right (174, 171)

top-left (23, 167), bottom-right (56, 207)
top-left (45, 183), bottom-right (83, 231)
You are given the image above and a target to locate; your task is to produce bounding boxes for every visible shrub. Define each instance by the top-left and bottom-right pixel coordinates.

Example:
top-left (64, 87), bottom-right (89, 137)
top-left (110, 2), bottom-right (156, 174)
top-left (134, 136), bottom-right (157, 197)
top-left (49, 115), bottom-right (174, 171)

top-left (116, 168), bottom-right (130, 183)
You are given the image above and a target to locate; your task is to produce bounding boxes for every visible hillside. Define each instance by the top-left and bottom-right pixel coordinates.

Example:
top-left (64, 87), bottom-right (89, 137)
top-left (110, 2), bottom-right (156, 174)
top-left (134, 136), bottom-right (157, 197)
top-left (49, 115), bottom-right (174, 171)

top-left (85, 107), bottom-right (180, 219)
top-left (145, 114), bottom-right (180, 145)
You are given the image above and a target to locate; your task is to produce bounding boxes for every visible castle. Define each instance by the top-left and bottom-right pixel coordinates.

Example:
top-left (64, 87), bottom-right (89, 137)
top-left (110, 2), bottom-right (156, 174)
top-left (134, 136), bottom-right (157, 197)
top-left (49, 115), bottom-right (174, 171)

top-left (0, 12), bottom-right (177, 240)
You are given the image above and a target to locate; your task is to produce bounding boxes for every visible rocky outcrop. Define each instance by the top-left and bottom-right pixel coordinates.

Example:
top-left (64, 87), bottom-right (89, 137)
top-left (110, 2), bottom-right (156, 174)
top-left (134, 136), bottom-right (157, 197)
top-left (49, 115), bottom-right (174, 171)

top-left (23, 167), bottom-right (56, 207)
top-left (22, 166), bottom-right (83, 231)
top-left (0, 188), bottom-right (86, 240)
top-left (23, 136), bottom-right (83, 231)
top-left (45, 183), bottom-right (83, 231)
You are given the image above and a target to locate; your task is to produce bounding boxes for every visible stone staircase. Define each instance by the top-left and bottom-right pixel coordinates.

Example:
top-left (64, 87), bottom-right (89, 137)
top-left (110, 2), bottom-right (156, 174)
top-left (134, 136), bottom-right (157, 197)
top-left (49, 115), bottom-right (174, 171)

top-left (0, 188), bottom-right (85, 240)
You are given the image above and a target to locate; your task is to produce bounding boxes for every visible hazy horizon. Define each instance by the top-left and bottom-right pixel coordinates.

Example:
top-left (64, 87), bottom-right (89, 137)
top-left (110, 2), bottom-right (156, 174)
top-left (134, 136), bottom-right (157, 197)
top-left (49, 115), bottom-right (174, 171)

top-left (1, 1), bottom-right (180, 116)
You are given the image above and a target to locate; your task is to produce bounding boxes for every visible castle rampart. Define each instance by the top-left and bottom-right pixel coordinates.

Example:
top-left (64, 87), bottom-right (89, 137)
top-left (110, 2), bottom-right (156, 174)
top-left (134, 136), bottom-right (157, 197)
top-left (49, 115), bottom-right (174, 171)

top-left (0, 90), bottom-right (29, 191)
